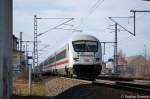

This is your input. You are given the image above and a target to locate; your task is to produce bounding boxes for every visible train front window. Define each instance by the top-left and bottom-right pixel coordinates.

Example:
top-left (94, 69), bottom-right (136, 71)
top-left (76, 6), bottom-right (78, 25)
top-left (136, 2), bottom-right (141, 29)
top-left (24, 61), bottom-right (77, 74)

top-left (73, 41), bottom-right (85, 52)
top-left (86, 41), bottom-right (98, 52)
top-left (73, 41), bottom-right (98, 52)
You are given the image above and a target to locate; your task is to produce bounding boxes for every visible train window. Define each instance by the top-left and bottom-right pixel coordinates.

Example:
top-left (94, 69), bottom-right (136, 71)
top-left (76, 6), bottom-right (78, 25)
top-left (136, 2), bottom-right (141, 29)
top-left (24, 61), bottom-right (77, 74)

top-left (42, 50), bottom-right (66, 66)
top-left (49, 57), bottom-right (55, 64)
top-left (73, 41), bottom-right (98, 52)
top-left (56, 50), bottom-right (66, 61)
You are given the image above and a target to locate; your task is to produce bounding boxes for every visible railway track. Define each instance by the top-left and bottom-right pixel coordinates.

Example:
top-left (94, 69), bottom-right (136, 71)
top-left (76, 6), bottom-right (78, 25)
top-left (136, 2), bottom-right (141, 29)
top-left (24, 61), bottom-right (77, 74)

top-left (98, 75), bottom-right (134, 81)
top-left (93, 79), bottom-right (150, 95)
top-left (63, 76), bottom-right (150, 95)
top-left (115, 81), bottom-right (150, 94)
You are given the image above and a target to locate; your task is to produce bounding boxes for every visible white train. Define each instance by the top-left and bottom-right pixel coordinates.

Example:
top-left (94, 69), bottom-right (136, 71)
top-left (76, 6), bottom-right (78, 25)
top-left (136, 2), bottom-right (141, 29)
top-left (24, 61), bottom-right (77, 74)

top-left (39, 34), bottom-right (102, 80)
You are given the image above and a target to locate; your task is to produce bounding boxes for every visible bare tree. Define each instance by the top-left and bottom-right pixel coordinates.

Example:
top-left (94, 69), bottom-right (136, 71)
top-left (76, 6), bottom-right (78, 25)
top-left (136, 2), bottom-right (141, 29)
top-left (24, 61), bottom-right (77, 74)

top-left (117, 49), bottom-right (127, 66)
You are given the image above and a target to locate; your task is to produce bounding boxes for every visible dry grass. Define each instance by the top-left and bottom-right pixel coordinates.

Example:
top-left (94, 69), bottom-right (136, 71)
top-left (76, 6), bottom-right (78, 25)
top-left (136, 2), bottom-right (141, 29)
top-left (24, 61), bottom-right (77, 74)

top-left (13, 76), bottom-right (46, 96)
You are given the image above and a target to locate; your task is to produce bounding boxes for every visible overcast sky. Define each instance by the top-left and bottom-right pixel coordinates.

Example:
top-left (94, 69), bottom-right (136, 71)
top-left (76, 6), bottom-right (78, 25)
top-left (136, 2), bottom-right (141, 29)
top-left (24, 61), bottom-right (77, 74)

top-left (13, 0), bottom-right (150, 62)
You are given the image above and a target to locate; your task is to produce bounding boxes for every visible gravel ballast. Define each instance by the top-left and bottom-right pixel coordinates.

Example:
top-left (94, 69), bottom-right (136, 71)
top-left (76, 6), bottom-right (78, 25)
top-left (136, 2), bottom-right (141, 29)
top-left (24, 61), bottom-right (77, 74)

top-left (44, 77), bottom-right (146, 99)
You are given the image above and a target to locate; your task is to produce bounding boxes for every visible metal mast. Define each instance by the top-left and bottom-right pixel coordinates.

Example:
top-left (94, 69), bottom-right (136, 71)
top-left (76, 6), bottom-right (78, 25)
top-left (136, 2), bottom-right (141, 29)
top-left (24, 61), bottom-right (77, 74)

top-left (20, 32), bottom-right (23, 71)
top-left (33, 15), bottom-right (38, 72)
top-left (101, 42), bottom-right (115, 61)
top-left (114, 23), bottom-right (118, 67)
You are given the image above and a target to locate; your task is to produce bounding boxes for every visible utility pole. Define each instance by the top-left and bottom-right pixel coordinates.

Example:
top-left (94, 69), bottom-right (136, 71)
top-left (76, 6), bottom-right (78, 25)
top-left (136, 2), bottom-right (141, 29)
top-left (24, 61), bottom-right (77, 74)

top-left (144, 45), bottom-right (147, 75)
top-left (130, 10), bottom-right (150, 76)
top-left (22, 40), bottom-right (40, 72)
top-left (25, 43), bottom-right (28, 72)
top-left (20, 32), bottom-right (23, 72)
top-left (26, 51), bottom-right (34, 95)
top-left (114, 23), bottom-right (118, 67)
top-left (101, 42), bottom-right (115, 61)
top-left (103, 42), bottom-right (106, 61)
top-left (29, 58), bottom-right (32, 95)
top-left (133, 11), bottom-right (136, 35)
top-left (23, 42), bottom-right (32, 95)
top-left (33, 15), bottom-right (38, 73)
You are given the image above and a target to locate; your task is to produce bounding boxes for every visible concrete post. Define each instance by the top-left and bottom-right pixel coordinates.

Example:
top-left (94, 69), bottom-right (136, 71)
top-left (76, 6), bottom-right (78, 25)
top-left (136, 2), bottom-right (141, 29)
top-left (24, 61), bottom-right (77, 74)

top-left (0, 0), bottom-right (13, 99)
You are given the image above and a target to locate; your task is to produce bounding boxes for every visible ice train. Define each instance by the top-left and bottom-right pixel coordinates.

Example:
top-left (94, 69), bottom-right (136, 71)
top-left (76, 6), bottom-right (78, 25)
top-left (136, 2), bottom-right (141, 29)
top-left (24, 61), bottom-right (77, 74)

top-left (39, 34), bottom-right (102, 80)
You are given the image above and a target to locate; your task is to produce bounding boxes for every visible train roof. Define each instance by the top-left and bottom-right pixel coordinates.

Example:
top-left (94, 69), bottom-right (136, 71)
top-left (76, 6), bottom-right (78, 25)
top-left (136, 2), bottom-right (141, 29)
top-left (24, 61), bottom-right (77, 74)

top-left (70, 34), bottom-right (99, 42)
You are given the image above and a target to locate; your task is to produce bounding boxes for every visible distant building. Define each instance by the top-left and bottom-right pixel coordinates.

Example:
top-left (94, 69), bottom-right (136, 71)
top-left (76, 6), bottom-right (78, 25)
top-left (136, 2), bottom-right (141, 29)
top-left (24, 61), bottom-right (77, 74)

top-left (12, 35), bottom-right (19, 51)
top-left (12, 35), bottom-right (25, 74)
top-left (104, 55), bottom-right (128, 74)
top-left (105, 62), bottom-right (114, 74)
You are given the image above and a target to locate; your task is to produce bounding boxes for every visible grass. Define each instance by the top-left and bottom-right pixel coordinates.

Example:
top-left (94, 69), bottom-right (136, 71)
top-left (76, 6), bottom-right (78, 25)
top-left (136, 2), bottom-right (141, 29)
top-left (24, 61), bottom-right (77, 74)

top-left (13, 76), bottom-right (46, 96)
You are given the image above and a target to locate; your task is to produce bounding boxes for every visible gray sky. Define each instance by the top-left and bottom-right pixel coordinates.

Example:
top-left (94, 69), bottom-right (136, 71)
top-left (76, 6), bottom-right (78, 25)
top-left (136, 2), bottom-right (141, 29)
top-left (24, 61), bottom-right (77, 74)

top-left (13, 0), bottom-right (150, 62)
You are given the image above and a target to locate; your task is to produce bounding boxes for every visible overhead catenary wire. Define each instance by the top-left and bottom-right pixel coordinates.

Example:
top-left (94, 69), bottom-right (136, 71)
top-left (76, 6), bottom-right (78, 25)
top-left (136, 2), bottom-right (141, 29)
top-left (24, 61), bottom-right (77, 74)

top-left (55, 28), bottom-right (82, 32)
top-left (37, 18), bottom-right (74, 36)
top-left (89, 0), bottom-right (105, 14)
top-left (132, 1), bottom-right (147, 10)
top-left (75, 0), bottom-right (105, 31)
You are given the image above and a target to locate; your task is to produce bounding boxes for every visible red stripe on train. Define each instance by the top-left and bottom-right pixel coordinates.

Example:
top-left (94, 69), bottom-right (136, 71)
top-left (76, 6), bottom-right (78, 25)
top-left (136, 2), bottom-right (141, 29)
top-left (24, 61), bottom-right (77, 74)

top-left (50, 59), bottom-right (69, 67)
